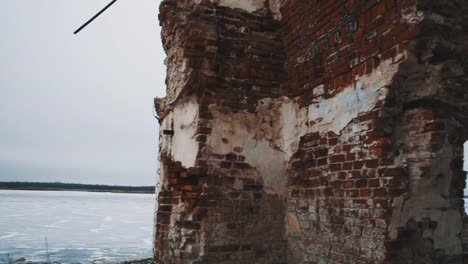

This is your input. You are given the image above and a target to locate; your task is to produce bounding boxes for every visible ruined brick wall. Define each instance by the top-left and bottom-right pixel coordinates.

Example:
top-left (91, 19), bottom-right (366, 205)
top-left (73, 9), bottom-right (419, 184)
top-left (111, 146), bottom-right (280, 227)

top-left (155, 0), bottom-right (468, 263)
top-left (281, 0), bottom-right (468, 263)
top-left (155, 1), bottom-right (286, 263)
top-left (281, 1), bottom-right (415, 262)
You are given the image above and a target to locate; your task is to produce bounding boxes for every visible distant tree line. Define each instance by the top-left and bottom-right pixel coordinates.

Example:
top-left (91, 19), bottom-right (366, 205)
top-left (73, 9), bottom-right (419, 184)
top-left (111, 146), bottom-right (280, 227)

top-left (0, 181), bottom-right (155, 193)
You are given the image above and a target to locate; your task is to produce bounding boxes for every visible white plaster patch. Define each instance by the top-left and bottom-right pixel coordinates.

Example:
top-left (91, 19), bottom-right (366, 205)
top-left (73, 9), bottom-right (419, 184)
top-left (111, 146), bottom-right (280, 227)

top-left (307, 55), bottom-right (404, 135)
top-left (166, 58), bottom-right (189, 104)
top-left (203, 98), bottom-right (307, 194)
top-left (160, 96), bottom-right (199, 168)
top-left (400, 6), bottom-right (424, 25)
top-left (211, 0), bottom-right (265, 13)
top-left (269, 0), bottom-right (282, 20)
top-left (279, 99), bottom-right (308, 159)
top-left (195, 0), bottom-right (282, 20)
top-left (312, 84), bottom-right (325, 97)
top-left (207, 106), bottom-right (288, 194)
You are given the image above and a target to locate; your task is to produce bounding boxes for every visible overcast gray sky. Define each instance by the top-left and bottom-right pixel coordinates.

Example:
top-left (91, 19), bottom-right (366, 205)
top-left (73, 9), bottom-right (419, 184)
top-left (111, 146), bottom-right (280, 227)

top-left (0, 0), bottom-right (466, 188)
top-left (0, 0), bottom-right (165, 186)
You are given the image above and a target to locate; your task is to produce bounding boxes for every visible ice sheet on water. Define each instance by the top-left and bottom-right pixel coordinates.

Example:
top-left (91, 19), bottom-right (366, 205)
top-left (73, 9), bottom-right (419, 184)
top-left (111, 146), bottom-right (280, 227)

top-left (0, 232), bottom-right (19, 240)
top-left (0, 190), bottom-right (155, 263)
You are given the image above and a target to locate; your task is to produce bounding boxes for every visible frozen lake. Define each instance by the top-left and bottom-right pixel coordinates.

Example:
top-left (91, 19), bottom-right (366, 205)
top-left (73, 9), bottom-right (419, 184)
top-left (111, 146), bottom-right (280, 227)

top-left (0, 190), bottom-right (155, 263)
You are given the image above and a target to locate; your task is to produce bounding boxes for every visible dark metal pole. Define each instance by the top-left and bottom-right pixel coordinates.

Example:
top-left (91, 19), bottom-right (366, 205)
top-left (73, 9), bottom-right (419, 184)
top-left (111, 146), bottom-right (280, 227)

top-left (74, 0), bottom-right (118, 34)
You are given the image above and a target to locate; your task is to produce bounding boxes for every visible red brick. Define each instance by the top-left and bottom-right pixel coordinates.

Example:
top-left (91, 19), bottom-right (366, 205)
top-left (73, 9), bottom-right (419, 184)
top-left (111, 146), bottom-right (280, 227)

top-left (330, 164), bottom-right (342, 172)
top-left (365, 159), bottom-right (379, 168)
top-left (330, 154), bottom-right (346, 163)
top-left (368, 179), bottom-right (380, 188)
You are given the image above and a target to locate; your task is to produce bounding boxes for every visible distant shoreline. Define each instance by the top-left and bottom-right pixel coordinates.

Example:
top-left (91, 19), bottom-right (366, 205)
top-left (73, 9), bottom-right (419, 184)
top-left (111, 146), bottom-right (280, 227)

top-left (0, 187), bottom-right (154, 194)
top-left (0, 182), bottom-right (155, 194)
top-left (3, 257), bottom-right (154, 264)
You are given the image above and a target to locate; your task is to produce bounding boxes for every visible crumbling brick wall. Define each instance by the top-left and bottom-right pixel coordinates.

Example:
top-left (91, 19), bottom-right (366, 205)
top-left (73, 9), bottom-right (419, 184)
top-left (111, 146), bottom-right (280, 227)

top-left (154, 0), bottom-right (468, 263)
top-left (155, 1), bottom-right (286, 263)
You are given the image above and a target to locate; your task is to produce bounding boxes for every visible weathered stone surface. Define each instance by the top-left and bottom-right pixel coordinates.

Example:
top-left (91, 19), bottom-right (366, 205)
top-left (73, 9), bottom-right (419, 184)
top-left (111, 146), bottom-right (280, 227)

top-left (154, 0), bottom-right (468, 263)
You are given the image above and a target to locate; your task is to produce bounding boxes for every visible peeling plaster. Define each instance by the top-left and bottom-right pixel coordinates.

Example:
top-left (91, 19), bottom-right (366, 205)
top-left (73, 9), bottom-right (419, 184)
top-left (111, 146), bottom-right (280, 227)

top-left (401, 6), bottom-right (424, 25)
top-left (307, 55), bottom-right (405, 135)
top-left (278, 98), bottom-right (308, 159)
top-left (206, 106), bottom-right (288, 194)
top-left (204, 97), bottom-right (307, 195)
top-left (166, 58), bottom-right (189, 104)
top-left (269, 0), bottom-right (282, 20)
top-left (160, 96), bottom-right (199, 169)
top-left (195, 0), bottom-right (283, 16)
top-left (203, 54), bottom-right (406, 194)
top-left (389, 142), bottom-right (463, 255)
top-left (209, 0), bottom-right (265, 13)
